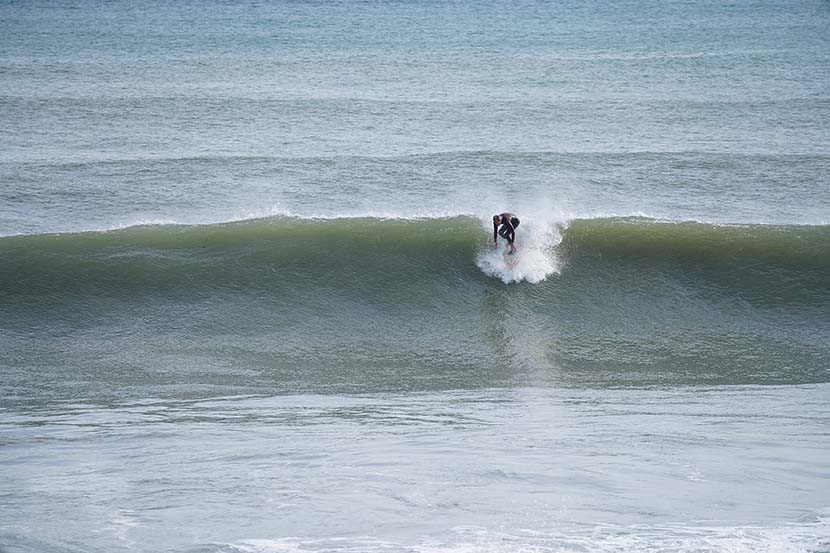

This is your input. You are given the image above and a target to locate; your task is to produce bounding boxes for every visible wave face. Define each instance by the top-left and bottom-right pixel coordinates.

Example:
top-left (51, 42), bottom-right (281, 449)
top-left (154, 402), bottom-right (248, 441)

top-left (0, 216), bottom-right (487, 300)
top-left (563, 217), bottom-right (830, 267)
top-left (2, 215), bottom-right (828, 294)
top-left (2, 216), bottom-right (829, 392)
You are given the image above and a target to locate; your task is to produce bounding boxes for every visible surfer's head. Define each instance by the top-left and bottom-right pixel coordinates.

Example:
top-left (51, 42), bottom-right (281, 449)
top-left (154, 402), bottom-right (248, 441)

top-left (493, 214), bottom-right (501, 224)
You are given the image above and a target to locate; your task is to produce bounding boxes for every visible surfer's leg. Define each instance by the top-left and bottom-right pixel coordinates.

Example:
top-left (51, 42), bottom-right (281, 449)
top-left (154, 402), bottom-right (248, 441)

top-left (508, 219), bottom-right (518, 252)
top-left (502, 226), bottom-right (516, 253)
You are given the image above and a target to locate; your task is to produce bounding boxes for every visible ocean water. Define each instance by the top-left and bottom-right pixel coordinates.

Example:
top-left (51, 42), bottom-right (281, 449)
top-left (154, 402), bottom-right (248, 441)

top-left (1, 1), bottom-right (829, 552)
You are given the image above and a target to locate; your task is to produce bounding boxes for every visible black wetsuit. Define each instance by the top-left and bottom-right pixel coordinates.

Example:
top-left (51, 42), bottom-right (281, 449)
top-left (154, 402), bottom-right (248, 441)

top-left (494, 213), bottom-right (520, 245)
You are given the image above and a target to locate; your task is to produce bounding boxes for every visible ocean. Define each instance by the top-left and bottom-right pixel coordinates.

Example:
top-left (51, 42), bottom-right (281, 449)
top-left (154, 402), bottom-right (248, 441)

top-left (1, 0), bottom-right (829, 552)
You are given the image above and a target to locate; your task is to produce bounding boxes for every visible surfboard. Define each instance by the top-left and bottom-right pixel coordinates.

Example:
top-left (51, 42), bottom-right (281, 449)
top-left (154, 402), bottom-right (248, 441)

top-left (503, 245), bottom-right (521, 268)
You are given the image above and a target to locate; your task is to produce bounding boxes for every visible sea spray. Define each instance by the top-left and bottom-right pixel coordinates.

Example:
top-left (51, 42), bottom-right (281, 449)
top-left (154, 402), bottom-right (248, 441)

top-left (475, 217), bottom-right (563, 284)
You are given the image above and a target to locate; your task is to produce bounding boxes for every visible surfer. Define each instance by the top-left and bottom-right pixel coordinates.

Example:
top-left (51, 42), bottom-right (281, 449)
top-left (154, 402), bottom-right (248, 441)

top-left (493, 212), bottom-right (520, 254)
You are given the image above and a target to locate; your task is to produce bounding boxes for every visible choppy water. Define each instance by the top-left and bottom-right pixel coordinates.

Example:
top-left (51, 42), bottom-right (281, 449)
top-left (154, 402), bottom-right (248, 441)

top-left (1, 0), bottom-right (829, 552)
top-left (2, 387), bottom-right (829, 553)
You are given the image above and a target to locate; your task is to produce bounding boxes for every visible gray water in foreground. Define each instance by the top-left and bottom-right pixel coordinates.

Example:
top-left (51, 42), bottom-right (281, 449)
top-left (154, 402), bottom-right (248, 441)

top-left (2, 386), bottom-right (829, 553)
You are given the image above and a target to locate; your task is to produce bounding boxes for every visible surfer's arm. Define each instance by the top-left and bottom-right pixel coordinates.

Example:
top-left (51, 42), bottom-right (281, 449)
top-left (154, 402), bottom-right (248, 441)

top-left (493, 221), bottom-right (499, 244)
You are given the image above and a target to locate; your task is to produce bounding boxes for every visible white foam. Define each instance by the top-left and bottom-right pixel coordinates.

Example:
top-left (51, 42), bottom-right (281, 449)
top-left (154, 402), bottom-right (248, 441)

top-left (476, 218), bottom-right (563, 284)
top-left (227, 537), bottom-right (399, 553)
top-left (221, 515), bottom-right (830, 553)
top-left (419, 521), bottom-right (830, 553)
